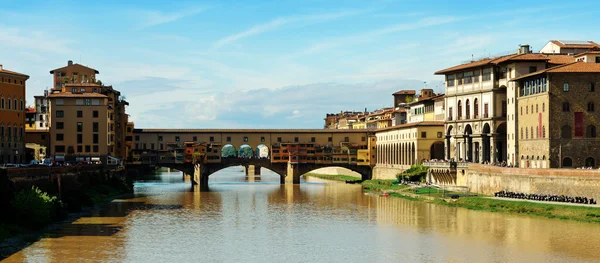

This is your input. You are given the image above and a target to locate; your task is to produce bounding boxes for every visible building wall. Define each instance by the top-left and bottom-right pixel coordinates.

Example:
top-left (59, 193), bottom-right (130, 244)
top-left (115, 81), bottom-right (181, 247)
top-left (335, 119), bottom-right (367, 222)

top-left (458, 164), bottom-right (600, 200)
top-left (0, 70), bottom-right (28, 164)
top-left (375, 124), bottom-right (444, 169)
top-left (547, 72), bottom-right (600, 168)
top-left (49, 96), bottom-right (109, 158)
top-left (51, 62), bottom-right (97, 89)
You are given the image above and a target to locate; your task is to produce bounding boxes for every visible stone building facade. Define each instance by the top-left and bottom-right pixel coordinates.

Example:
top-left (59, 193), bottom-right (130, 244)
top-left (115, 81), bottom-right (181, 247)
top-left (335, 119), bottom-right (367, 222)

top-left (514, 60), bottom-right (600, 168)
top-left (0, 64), bottom-right (29, 164)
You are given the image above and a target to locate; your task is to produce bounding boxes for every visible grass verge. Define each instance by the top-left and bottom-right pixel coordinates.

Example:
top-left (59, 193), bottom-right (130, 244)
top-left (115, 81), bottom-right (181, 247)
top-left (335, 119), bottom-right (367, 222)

top-left (362, 183), bottom-right (600, 223)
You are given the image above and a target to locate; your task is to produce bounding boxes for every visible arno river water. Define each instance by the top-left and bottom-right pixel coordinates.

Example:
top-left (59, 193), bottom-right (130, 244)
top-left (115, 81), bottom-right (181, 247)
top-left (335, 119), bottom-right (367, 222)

top-left (4, 168), bottom-right (600, 263)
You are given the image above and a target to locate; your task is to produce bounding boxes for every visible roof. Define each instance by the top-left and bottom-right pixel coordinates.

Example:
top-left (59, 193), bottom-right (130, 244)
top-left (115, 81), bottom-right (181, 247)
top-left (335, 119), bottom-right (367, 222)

top-left (26, 129), bottom-right (49, 133)
top-left (411, 94), bottom-right (445, 104)
top-left (434, 57), bottom-right (496, 75)
top-left (49, 63), bottom-right (99, 74)
top-left (436, 52), bottom-right (578, 75)
top-left (48, 92), bottom-right (108, 98)
top-left (546, 55), bottom-right (575, 64)
top-left (512, 62), bottom-right (600, 81)
top-left (26, 108), bottom-right (36, 113)
top-left (375, 121), bottom-right (445, 132)
top-left (550, 40), bottom-right (600, 49)
top-left (575, 51), bottom-right (600, 57)
top-left (64, 83), bottom-right (102, 87)
top-left (0, 67), bottom-right (30, 78)
top-left (393, 90), bottom-right (416, 95)
top-left (133, 129), bottom-right (373, 134)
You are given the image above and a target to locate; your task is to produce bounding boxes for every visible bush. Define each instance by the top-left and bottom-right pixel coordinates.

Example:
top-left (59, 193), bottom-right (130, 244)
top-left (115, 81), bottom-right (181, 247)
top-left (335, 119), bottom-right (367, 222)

top-left (12, 187), bottom-right (62, 228)
top-left (397, 165), bottom-right (428, 182)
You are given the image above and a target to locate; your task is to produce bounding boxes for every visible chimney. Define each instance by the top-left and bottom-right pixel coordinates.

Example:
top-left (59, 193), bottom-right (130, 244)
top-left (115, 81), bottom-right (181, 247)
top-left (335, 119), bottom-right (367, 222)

top-left (0, 64), bottom-right (3, 70)
top-left (68, 60), bottom-right (73, 66)
top-left (518, 44), bottom-right (530, 54)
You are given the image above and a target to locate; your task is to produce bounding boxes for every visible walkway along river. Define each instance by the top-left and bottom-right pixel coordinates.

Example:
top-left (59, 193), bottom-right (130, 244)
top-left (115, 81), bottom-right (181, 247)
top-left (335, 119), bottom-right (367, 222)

top-left (3, 167), bottom-right (600, 262)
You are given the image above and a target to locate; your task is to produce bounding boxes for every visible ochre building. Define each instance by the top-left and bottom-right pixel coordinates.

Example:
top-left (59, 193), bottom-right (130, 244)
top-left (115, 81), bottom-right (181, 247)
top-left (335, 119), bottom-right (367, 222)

top-left (0, 64), bottom-right (29, 164)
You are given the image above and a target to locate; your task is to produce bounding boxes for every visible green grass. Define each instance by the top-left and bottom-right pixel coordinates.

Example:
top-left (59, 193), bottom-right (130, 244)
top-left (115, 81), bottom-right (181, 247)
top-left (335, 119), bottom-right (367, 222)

top-left (304, 173), bottom-right (361, 182)
top-left (361, 180), bottom-right (408, 192)
top-left (437, 196), bottom-right (600, 223)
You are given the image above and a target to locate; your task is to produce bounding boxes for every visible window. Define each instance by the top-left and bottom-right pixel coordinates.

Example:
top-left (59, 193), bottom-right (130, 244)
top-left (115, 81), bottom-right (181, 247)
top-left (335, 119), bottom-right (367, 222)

top-left (77, 111), bottom-right (83, 118)
top-left (56, 133), bottom-right (64, 141)
top-left (81, 88), bottom-right (86, 93)
top-left (93, 145), bottom-right (99, 152)
top-left (484, 103), bottom-right (489, 118)
top-left (85, 99), bottom-right (91, 105)
top-left (85, 145), bottom-right (91, 153)
top-left (175, 136), bottom-right (180, 142)
top-left (159, 144), bottom-right (163, 150)
top-left (209, 136), bottom-right (214, 142)
top-left (502, 100), bottom-right (507, 117)
top-left (529, 66), bottom-right (537, 73)
top-left (543, 103), bottom-right (545, 112)
top-left (482, 68), bottom-right (491, 81)
top-left (589, 102), bottom-right (595, 112)
top-left (77, 134), bottom-right (82, 144)
top-left (473, 98), bottom-right (479, 118)
top-left (526, 106), bottom-right (528, 114)
top-left (77, 145), bottom-right (83, 152)
top-left (587, 125), bottom-right (597, 138)
top-left (57, 122), bottom-right (64, 129)
top-left (56, 99), bottom-right (64, 105)
top-left (465, 99), bottom-right (470, 119)
top-left (55, 145), bottom-right (65, 153)
top-left (564, 82), bottom-right (569, 92)
top-left (151, 143), bottom-right (155, 150)
top-left (543, 125), bottom-right (546, 138)
top-left (526, 127), bottom-right (529, 139)
top-left (193, 136), bottom-right (197, 141)
top-left (457, 73), bottom-right (463, 85)
top-left (93, 134), bottom-right (99, 144)
top-left (294, 137), bottom-right (299, 142)
top-left (328, 137), bottom-right (332, 142)
top-left (277, 137), bottom-right (282, 143)
top-left (93, 110), bottom-right (98, 118)
top-left (596, 56), bottom-right (600, 63)
top-left (311, 137), bottom-right (316, 142)
top-left (447, 75), bottom-right (455, 87)
top-left (464, 71), bottom-right (473, 84)
top-left (457, 100), bottom-right (462, 119)
top-left (421, 132), bottom-right (427, 138)
top-left (135, 135), bottom-right (139, 141)
top-left (437, 132), bottom-right (443, 138)
top-left (158, 136), bottom-right (163, 141)
top-left (0, 98), bottom-right (3, 109)
top-left (561, 125), bottom-right (572, 139)
top-left (91, 122), bottom-right (98, 132)
top-left (244, 136), bottom-right (248, 142)
top-left (72, 88), bottom-right (77, 93)
top-left (448, 107), bottom-right (453, 120)
top-left (226, 136), bottom-right (231, 142)
top-left (590, 83), bottom-right (595, 92)
top-left (563, 102), bottom-right (570, 112)
top-left (344, 137), bottom-right (349, 142)
top-left (362, 136), bottom-right (366, 141)
top-left (261, 136), bottom-right (265, 142)
top-left (473, 70), bottom-right (480, 83)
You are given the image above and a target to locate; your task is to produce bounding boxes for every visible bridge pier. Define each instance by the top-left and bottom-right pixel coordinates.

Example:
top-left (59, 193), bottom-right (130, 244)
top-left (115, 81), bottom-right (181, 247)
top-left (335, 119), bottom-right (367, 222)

top-left (285, 162), bottom-right (301, 184)
top-left (191, 164), bottom-right (209, 191)
top-left (245, 165), bottom-right (262, 181)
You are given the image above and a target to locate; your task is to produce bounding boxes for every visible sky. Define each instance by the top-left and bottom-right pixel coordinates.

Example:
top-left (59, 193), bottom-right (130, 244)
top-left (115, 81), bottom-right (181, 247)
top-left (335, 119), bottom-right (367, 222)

top-left (1, 0), bottom-right (599, 129)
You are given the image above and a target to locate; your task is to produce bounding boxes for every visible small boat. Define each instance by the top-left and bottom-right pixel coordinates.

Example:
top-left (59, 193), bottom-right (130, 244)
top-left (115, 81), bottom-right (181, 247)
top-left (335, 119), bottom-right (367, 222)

top-left (380, 192), bottom-right (389, 197)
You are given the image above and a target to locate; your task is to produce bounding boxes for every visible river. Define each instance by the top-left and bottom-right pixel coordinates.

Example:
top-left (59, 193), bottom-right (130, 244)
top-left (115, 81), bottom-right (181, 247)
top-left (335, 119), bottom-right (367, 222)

top-left (3, 168), bottom-right (600, 262)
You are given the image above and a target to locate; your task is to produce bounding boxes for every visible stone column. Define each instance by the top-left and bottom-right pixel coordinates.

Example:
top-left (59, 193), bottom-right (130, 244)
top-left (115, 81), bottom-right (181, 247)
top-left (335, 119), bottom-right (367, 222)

top-left (490, 135), bottom-right (497, 163)
top-left (254, 165), bottom-right (261, 180)
top-left (285, 161), bottom-right (301, 184)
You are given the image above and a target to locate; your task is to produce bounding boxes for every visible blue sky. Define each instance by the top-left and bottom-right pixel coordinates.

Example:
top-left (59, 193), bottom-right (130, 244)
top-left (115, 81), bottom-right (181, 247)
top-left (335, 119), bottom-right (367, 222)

top-left (1, 0), bottom-right (599, 128)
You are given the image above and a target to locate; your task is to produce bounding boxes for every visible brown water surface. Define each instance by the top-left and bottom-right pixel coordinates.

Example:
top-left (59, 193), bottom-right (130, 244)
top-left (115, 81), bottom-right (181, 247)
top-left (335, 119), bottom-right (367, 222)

top-left (3, 168), bottom-right (600, 262)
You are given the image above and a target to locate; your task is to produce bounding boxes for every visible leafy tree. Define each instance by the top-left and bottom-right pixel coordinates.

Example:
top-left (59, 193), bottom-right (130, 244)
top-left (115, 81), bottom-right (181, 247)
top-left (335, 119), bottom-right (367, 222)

top-left (239, 147), bottom-right (253, 158)
top-left (221, 146), bottom-right (237, 158)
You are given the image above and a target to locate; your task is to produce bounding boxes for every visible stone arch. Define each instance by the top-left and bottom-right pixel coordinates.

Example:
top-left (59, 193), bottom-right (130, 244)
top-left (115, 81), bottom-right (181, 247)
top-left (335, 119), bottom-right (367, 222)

top-left (238, 144), bottom-right (253, 158)
top-left (221, 144), bottom-right (237, 158)
top-left (585, 157), bottom-right (595, 167)
top-left (430, 141), bottom-right (444, 160)
top-left (562, 157), bottom-right (573, 168)
top-left (256, 144), bottom-right (269, 159)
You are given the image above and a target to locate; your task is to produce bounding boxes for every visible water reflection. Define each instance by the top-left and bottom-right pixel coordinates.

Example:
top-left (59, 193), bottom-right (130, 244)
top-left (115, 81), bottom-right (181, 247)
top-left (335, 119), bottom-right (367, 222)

top-left (3, 166), bottom-right (600, 262)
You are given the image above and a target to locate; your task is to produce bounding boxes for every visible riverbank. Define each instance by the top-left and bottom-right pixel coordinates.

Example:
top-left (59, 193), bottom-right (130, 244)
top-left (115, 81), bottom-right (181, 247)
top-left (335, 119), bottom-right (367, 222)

top-left (303, 173), bottom-right (360, 182)
top-left (0, 176), bottom-right (132, 259)
top-left (360, 180), bottom-right (600, 224)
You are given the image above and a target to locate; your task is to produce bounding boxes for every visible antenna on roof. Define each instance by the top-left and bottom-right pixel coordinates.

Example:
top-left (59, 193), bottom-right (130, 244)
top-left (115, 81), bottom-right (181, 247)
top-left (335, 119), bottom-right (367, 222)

top-left (471, 54), bottom-right (474, 62)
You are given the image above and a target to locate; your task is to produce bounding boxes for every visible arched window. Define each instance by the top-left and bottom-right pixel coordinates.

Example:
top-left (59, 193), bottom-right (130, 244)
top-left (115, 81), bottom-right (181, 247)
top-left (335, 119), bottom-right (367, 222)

top-left (562, 102), bottom-right (570, 112)
top-left (526, 106), bottom-right (529, 114)
top-left (562, 157), bottom-right (573, 167)
top-left (0, 125), bottom-right (4, 137)
top-left (0, 97), bottom-right (4, 109)
top-left (543, 103), bottom-right (545, 112)
top-left (7, 124), bottom-right (11, 137)
top-left (457, 100), bottom-right (462, 119)
top-left (561, 125), bottom-right (572, 139)
top-left (536, 104), bottom-right (539, 113)
top-left (466, 99), bottom-right (470, 119)
top-left (526, 127), bottom-right (529, 139)
top-left (531, 127), bottom-right (533, 139)
top-left (585, 157), bottom-right (595, 167)
top-left (521, 128), bottom-right (523, 139)
top-left (536, 126), bottom-right (539, 139)
top-left (474, 98), bottom-right (479, 118)
top-left (587, 125), bottom-right (597, 138)
top-left (520, 107), bottom-right (523, 115)
top-left (588, 102), bottom-right (595, 112)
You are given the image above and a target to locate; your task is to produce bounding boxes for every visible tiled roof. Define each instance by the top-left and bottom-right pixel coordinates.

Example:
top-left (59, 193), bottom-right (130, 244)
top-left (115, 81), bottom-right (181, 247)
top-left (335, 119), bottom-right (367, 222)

top-left (50, 63), bottom-right (99, 74)
top-left (546, 55), bottom-right (575, 64)
top-left (393, 90), bottom-right (416, 95)
top-left (0, 68), bottom-right (29, 78)
top-left (26, 108), bottom-right (36, 113)
top-left (134, 129), bottom-right (373, 134)
top-left (434, 57), bottom-right (497, 74)
top-left (512, 62), bottom-right (600, 81)
top-left (492, 53), bottom-right (549, 64)
top-left (48, 92), bottom-right (108, 98)
top-left (575, 51), bottom-right (600, 56)
top-left (551, 40), bottom-right (600, 49)
top-left (64, 83), bottom-right (102, 87)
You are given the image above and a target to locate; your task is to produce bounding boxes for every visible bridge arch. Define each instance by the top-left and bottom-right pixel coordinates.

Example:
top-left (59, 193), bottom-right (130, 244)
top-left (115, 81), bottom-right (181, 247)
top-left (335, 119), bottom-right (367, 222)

top-left (238, 144), bottom-right (253, 158)
top-left (221, 144), bottom-right (237, 158)
top-left (256, 144), bottom-right (269, 159)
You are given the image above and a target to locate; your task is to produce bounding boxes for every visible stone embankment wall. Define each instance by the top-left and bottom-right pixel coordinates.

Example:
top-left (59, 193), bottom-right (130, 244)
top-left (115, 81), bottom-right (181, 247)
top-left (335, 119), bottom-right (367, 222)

top-left (459, 164), bottom-right (600, 199)
top-left (307, 167), bottom-right (361, 178)
top-left (372, 166), bottom-right (409, 180)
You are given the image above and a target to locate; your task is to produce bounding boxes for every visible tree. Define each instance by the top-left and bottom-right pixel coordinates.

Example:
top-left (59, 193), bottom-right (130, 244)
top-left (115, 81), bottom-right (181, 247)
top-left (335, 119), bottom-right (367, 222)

top-left (221, 146), bottom-right (237, 158)
top-left (239, 147), bottom-right (253, 158)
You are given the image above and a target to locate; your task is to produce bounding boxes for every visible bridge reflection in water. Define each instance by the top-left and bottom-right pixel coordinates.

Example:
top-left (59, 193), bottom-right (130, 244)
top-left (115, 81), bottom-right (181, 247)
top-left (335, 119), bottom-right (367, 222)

top-left (4, 168), bottom-right (600, 262)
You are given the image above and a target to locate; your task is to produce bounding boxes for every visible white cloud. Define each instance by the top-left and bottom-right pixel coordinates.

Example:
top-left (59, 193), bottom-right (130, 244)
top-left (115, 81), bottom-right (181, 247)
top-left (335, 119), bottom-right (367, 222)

top-left (137, 7), bottom-right (208, 29)
top-left (213, 10), bottom-right (364, 48)
top-left (0, 26), bottom-right (73, 54)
